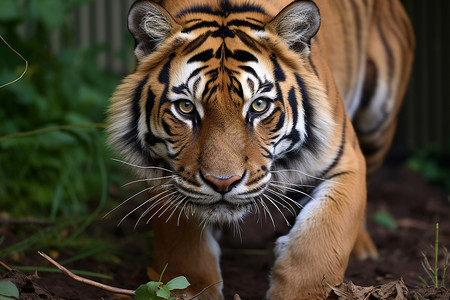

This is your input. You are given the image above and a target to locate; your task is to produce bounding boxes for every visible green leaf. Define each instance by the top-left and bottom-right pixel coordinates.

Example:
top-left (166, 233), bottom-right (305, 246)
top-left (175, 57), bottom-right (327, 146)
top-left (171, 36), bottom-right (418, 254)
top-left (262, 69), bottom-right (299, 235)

top-left (156, 285), bottom-right (171, 299)
top-left (373, 210), bottom-right (397, 230)
top-left (165, 276), bottom-right (190, 291)
top-left (0, 281), bottom-right (20, 299)
top-left (135, 282), bottom-right (163, 300)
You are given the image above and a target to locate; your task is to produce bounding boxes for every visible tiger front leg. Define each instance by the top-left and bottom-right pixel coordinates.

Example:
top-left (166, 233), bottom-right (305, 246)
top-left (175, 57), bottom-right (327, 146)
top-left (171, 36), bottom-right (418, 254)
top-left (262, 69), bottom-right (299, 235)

top-left (150, 211), bottom-right (223, 300)
top-left (267, 152), bottom-right (367, 299)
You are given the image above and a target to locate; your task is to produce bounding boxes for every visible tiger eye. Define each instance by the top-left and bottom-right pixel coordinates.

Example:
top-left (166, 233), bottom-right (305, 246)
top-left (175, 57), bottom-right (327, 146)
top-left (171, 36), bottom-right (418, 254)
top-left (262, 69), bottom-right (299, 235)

top-left (178, 100), bottom-right (194, 114)
top-left (251, 98), bottom-right (268, 112)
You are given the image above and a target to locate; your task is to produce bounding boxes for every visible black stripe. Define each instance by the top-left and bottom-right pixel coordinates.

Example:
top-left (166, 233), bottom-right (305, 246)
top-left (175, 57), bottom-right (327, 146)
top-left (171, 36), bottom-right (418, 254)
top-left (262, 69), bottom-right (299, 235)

top-left (231, 50), bottom-right (258, 63)
top-left (325, 171), bottom-right (352, 181)
top-left (145, 85), bottom-right (156, 132)
top-left (229, 76), bottom-right (244, 99)
top-left (295, 74), bottom-right (318, 152)
top-left (235, 30), bottom-right (262, 53)
top-left (238, 66), bottom-right (260, 82)
top-left (270, 54), bottom-right (286, 82)
top-left (145, 131), bottom-right (165, 147)
top-left (124, 75), bottom-right (149, 150)
top-left (319, 118), bottom-right (347, 178)
top-left (158, 53), bottom-right (176, 105)
top-left (175, 1), bottom-right (267, 18)
top-left (187, 49), bottom-right (214, 63)
top-left (288, 87), bottom-right (298, 130)
top-left (211, 25), bottom-right (235, 38)
top-left (183, 33), bottom-right (210, 53)
top-left (359, 58), bottom-right (378, 109)
top-left (271, 109), bottom-right (285, 133)
top-left (227, 19), bottom-right (264, 30)
top-left (182, 21), bottom-right (219, 33)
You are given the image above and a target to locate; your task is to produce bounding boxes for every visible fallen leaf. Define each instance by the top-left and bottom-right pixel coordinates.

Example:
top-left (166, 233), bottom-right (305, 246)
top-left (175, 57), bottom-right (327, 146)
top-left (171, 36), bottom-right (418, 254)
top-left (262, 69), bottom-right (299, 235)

top-left (329, 278), bottom-right (408, 300)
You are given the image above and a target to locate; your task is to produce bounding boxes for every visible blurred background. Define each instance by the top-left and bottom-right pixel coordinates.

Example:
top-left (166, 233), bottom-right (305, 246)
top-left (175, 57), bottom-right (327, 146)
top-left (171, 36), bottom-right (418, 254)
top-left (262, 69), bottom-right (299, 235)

top-left (0, 0), bottom-right (448, 258)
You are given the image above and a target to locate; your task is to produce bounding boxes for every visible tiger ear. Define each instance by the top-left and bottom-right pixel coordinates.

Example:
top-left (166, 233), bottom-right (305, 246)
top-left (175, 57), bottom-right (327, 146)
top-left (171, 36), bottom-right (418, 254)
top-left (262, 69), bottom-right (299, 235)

top-left (128, 0), bottom-right (180, 60)
top-left (268, 0), bottom-right (320, 53)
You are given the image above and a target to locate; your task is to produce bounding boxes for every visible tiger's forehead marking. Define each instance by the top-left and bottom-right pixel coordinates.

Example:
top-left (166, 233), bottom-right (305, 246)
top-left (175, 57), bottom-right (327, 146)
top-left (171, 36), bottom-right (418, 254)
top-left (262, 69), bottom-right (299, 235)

top-left (165, 1), bottom-right (279, 119)
top-left (174, 0), bottom-right (269, 19)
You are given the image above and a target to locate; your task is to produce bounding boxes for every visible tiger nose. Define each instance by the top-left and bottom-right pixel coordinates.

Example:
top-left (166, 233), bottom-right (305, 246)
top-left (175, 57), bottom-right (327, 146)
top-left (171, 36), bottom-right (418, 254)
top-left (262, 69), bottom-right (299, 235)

top-left (203, 174), bottom-right (242, 193)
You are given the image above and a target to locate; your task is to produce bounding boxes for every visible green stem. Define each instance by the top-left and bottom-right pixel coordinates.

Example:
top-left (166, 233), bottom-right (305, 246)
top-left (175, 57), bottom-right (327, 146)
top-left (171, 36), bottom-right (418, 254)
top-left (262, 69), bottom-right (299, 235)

top-left (435, 223), bottom-right (439, 288)
top-left (159, 263), bottom-right (169, 283)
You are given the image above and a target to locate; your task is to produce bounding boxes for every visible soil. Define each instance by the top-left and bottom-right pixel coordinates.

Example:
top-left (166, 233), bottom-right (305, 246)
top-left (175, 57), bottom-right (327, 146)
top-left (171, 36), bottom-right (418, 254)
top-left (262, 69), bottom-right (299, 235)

top-left (1, 161), bottom-right (449, 299)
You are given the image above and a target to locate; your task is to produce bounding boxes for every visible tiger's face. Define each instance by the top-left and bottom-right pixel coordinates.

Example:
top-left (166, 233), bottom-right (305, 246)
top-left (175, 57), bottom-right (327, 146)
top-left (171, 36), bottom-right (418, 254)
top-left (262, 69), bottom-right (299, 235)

top-left (109, 0), bottom-right (330, 224)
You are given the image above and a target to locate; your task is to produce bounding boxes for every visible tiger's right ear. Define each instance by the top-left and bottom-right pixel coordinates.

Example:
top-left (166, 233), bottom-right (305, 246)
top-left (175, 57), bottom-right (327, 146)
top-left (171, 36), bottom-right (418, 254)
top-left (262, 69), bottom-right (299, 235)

top-left (268, 0), bottom-right (320, 54)
top-left (128, 0), bottom-right (180, 60)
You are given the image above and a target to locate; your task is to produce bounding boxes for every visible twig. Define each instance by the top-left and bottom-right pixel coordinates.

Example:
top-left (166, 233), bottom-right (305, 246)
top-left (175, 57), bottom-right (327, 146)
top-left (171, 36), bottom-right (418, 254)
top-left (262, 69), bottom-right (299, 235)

top-left (188, 281), bottom-right (223, 300)
top-left (0, 261), bottom-right (13, 272)
top-left (38, 251), bottom-right (135, 296)
top-left (0, 34), bottom-right (28, 89)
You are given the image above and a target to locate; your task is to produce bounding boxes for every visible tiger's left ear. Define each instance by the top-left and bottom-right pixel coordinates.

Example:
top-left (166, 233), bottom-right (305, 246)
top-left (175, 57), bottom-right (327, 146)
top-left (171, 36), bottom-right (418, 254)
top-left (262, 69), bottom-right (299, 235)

top-left (128, 0), bottom-right (181, 61)
top-left (268, 0), bottom-right (320, 53)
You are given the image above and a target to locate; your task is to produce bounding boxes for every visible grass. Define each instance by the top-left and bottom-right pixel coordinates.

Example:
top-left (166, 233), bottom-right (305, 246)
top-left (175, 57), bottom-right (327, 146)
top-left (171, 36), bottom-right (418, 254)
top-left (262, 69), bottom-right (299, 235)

top-left (419, 223), bottom-right (449, 288)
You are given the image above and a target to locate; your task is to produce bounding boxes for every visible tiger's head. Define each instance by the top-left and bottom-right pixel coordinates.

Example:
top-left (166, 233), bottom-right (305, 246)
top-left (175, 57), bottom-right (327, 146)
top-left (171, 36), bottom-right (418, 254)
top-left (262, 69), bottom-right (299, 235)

top-left (108, 0), bottom-right (334, 224)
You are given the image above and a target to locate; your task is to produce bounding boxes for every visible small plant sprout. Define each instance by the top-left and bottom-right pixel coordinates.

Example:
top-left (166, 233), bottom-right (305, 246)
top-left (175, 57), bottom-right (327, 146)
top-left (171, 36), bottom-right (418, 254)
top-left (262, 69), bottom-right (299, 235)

top-left (135, 264), bottom-right (190, 300)
top-left (418, 223), bottom-right (449, 288)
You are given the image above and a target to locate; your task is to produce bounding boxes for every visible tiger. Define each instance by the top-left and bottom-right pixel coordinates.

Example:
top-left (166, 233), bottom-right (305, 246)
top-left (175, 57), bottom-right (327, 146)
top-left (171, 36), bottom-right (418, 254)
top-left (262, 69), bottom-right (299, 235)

top-left (107, 0), bottom-right (414, 299)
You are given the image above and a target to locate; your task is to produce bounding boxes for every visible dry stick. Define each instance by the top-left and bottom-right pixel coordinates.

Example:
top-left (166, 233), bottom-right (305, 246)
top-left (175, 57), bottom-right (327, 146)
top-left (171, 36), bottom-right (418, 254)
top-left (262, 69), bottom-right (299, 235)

top-left (0, 261), bottom-right (13, 272)
top-left (38, 252), bottom-right (135, 296)
top-left (39, 251), bottom-right (221, 300)
top-left (188, 281), bottom-right (223, 300)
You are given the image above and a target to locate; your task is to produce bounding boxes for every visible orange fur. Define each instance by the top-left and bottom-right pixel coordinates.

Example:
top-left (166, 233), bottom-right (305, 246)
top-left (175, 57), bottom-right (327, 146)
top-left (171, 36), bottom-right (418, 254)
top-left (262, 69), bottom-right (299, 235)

top-left (108, 0), bottom-right (414, 298)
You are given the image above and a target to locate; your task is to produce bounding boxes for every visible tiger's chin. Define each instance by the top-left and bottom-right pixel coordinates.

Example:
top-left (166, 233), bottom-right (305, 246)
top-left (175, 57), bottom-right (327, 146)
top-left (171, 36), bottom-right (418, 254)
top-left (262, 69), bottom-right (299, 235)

top-left (189, 201), bottom-right (253, 225)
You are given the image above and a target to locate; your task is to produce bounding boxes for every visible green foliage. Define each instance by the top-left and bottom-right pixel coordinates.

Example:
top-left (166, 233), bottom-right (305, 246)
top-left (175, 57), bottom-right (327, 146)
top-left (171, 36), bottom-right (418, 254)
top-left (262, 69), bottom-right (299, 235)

top-left (0, 0), bottom-right (121, 219)
top-left (135, 264), bottom-right (190, 300)
top-left (135, 277), bottom-right (190, 300)
top-left (0, 281), bottom-right (19, 300)
top-left (408, 144), bottom-right (450, 191)
top-left (419, 223), bottom-right (449, 288)
top-left (373, 210), bottom-right (397, 230)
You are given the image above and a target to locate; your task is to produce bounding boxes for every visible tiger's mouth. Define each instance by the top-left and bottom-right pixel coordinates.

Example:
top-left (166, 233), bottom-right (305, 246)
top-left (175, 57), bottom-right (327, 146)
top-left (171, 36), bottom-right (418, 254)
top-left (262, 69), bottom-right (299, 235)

top-left (167, 172), bottom-right (271, 224)
top-left (186, 198), bottom-right (255, 224)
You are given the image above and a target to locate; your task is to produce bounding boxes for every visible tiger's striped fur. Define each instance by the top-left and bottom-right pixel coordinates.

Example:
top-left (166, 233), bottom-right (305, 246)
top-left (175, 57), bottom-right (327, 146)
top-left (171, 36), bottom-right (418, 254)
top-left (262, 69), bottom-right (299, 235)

top-left (107, 0), bottom-right (414, 298)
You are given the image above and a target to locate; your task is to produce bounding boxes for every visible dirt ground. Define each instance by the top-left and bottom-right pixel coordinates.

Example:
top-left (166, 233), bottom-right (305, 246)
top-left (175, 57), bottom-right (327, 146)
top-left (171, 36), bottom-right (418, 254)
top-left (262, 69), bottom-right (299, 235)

top-left (1, 161), bottom-right (449, 299)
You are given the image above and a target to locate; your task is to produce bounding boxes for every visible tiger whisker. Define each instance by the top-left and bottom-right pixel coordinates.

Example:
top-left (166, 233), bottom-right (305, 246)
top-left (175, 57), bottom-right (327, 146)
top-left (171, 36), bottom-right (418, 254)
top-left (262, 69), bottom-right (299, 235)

top-left (264, 194), bottom-right (292, 226)
top-left (177, 201), bottom-right (190, 226)
top-left (117, 191), bottom-right (173, 227)
top-left (117, 189), bottom-right (168, 227)
top-left (104, 184), bottom-right (172, 218)
top-left (233, 219), bottom-right (243, 243)
top-left (111, 158), bottom-right (173, 173)
top-left (265, 187), bottom-right (304, 210)
top-left (258, 196), bottom-right (275, 230)
top-left (166, 196), bottom-right (187, 223)
top-left (271, 169), bottom-right (344, 185)
top-left (269, 180), bottom-right (315, 189)
top-left (156, 194), bottom-right (183, 219)
top-left (134, 198), bottom-right (167, 230)
top-left (264, 192), bottom-right (296, 217)
top-left (140, 191), bottom-right (178, 227)
top-left (269, 182), bottom-right (315, 202)
top-left (251, 197), bottom-right (262, 222)
top-left (123, 176), bottom-right (175, 187)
